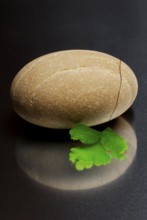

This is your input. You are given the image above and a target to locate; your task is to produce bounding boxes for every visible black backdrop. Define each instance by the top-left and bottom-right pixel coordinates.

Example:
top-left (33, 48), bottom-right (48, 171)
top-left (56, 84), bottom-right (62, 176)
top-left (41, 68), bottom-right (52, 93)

top-left (1, 0), bottom-right (147, 219)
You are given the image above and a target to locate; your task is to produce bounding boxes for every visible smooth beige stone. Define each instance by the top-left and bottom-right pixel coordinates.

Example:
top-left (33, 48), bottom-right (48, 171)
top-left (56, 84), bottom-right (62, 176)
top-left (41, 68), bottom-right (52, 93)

top-left (10, 50), bottom-right (138, 128)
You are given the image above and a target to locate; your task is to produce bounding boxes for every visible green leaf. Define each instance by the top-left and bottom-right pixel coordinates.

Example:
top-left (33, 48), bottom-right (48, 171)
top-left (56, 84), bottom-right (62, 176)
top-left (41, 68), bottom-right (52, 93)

top-left (101, 127), bottom-right (128, 159)
top-left (69, 124), bottom-right (101, 144)
top-left (69, 144), bottom-right (112, 171)
top-left (69, 124), bottom-right (128, 171)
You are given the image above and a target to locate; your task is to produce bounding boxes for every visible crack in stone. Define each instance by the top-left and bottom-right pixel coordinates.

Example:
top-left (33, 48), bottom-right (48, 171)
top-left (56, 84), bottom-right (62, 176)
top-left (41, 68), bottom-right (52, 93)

top-left (109, 59), bottom-right (122, 121)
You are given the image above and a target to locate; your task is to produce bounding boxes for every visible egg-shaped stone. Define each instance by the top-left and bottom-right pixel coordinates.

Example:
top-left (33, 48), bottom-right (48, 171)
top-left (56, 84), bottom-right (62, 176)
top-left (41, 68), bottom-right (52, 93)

top-left (10, 50), bottom-right (138, 128)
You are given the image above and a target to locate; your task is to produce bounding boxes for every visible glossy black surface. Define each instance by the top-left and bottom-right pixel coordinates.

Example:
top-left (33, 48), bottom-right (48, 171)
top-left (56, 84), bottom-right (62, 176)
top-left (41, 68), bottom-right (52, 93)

top-left (1, 0), bottom-right (147, 219)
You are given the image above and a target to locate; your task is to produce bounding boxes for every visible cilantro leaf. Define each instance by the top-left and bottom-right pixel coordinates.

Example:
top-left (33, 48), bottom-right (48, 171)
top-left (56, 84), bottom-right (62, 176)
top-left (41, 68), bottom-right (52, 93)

top-left (69, 124), bottom-right (128, 171)
top-left (69, 124), bottom-right (101, 144)
top-left (101, 127), bottom-right (128, 159)
top-left (69, 144), bottom-right (112, 171)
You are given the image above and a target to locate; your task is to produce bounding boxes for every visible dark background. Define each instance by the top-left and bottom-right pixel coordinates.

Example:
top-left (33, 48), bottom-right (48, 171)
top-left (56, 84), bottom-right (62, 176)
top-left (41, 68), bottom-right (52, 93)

top-left (0, 0), bottom-right (147, 219)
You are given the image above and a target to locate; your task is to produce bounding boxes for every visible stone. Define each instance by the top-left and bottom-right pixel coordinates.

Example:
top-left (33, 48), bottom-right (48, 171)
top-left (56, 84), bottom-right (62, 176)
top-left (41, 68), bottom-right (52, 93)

top-left (10, 50), bottom-right (138, 128)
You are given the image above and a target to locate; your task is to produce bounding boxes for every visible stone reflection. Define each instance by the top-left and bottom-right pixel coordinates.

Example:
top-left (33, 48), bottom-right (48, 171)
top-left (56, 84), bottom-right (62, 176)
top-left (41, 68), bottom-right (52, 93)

top-left (15, 117), bottom-right (137, 190)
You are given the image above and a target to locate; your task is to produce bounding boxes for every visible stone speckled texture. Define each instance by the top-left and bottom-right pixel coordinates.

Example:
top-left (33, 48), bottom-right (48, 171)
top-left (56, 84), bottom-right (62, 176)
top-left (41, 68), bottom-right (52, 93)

top-left (10, 50), bottom-right (138, 128)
